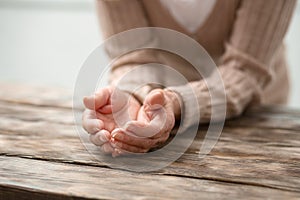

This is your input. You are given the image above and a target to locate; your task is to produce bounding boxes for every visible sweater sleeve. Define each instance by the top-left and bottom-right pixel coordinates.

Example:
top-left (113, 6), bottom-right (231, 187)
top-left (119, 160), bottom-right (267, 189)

top-left (96, 0), bottom-right (164, 102)
top-left (169, 0), bottom-right (296, 131)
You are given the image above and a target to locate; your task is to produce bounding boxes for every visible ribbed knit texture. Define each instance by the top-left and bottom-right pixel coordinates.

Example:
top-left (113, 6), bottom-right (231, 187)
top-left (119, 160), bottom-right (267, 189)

top-left (97, 0), bottom-right (296, 129)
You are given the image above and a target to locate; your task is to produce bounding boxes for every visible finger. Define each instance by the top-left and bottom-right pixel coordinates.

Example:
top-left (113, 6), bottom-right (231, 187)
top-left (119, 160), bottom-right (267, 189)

top-left (124, 121), bottom-right (160, 138)
top-left (83, 87), bottom-right (111, 110)
top-left (144, 89), bottom-right (165, 111)
top-left (112, 129), bottom-right (157, 149)
top-left (124, 121), bottom-right (154, 138)
top-left (111, 140), bottom-right (148, 153)
top-left (82, 110), bottom-right (103, 133)
top-left (98, 104), bottom-right (113, 114)
top-left (101, 143), bottom-right (115, 154)
top-left (112, 148), bottom-right (125, 157)
top-left (109, 87), bottom-right (129, 112)
top-left (89, 130), bottom-right (110, 146)
top-left (83, 119), bottom-right (104, 134)
top-left (83, 109), bottom-right (97, 118)
top-left (124, 108), bottom-right (166, 138)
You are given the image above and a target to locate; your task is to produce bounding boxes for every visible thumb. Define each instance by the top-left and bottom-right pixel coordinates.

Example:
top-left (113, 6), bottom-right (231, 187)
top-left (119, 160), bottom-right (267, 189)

top-left (83, 87), bottom-right (111, 110)
top-left (144, 90), bottom-right (165, 111)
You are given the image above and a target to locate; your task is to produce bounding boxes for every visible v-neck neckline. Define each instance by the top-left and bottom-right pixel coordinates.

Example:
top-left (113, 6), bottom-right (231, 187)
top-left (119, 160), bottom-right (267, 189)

top-left (159, 0), bottom-right (217, 34)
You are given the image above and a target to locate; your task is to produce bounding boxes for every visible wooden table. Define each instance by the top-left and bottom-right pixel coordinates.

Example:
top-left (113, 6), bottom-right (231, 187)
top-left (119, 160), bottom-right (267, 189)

top-left (0, 84), bottom-right (299, 200)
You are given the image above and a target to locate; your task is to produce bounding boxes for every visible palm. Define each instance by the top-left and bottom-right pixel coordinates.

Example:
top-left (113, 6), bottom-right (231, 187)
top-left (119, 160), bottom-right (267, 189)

top-left (95, 94), bottom-right (141, 132)
top-left (109, 90), bottom-right (176, 155)
top-left (124, 90), bottom-right (174, 138)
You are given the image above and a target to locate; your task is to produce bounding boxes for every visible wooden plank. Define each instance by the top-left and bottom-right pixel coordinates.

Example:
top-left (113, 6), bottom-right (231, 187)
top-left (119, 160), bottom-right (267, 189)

top-left (0, 185), bottom-right (89, 200)
top-left (0, 83), bottom-right (72, 108)
top-left (1, 83), bottom-right (299, 119)
top-left (1, 99), bottom-right (300, 132)
top-left (225, 116), bottom-right (300, 131)
top-left (160, 127), bottom-right (300, 192)
top-left (245, 106), bottom-right (300, 118)
top-left (0, 83), bottom-right (299, 130)
top-left (226, 106), bottom-right (300, 131)
top-left (0, 156), bottom-right (299, 200)
top-left (0, 104), bottom-right (299, 192)
top-left (0, 84), bottom-right (300, 196)
top-left (0, 101), bottom-right (74, 125)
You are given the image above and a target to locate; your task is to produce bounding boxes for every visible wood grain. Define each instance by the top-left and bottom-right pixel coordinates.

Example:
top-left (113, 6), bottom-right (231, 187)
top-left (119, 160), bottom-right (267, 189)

top-left (0, 83), bottom-right (300, 199)
top-left (0, 83), bottom-right (72, 108)
top-left (0, 101), bottom-right (299, 191)
top-left (0, 156), bottom-right (299, 200)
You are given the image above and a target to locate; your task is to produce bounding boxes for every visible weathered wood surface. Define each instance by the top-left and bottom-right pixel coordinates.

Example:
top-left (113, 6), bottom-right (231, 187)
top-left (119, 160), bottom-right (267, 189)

top-left (0, 84), bottom-right (299, 199)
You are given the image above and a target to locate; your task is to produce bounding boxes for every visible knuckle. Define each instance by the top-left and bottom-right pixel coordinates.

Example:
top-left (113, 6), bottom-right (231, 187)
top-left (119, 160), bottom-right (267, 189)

top-left (143, 139), bottom-right (153, 148)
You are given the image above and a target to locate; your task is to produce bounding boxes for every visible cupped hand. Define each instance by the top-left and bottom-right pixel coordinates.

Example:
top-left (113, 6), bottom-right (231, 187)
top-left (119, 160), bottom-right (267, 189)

top-left (82, 86), bottom-right (141, 155)
top-left (111, 89), bottom-right (181, 154)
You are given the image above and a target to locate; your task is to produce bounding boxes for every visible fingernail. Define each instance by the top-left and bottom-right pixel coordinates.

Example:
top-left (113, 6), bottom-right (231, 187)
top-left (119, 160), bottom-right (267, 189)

top-left (125, 124), bottom-right (133, 132)
top-left (112, 152), bottom-right (117, 158)
top-left (112, 149), bottom-right (120, 158)
top-left (83, 96), bottom-right (89, 102)
top-left (110, 140), bottom-right (116, 148)
top-left (115, 142), bottom-right (122, 148)
top-left (144, 104), bottom-right (150, 111)
top-left (111, 128), bottom-right (122, 137)
top-left (92, 120), bottom-right (101, 132)
top-left (103, 145), bottom-right (110, 153)
top-left (99, 134), bottom-right (108, 142)
top-left (115, 148), bottom-right (122, 155)
top-left (84, 95), bottom-right (93, 102)
top-left (93, 127), bottom-right (100, 132)
top-left (114, 133), bottom-right (123, 140)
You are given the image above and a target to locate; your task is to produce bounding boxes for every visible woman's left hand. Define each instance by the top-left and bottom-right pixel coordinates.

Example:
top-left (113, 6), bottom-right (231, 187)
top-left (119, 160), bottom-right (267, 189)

top-left (110, 89), bottom-right (181, 154)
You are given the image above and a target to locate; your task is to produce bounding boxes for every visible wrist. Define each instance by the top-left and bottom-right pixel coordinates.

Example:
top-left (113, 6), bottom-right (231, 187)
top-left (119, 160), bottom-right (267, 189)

top-left (164, 89), bottom-right (182, 121)
top-left (129, 83), bottom-right (164, 104)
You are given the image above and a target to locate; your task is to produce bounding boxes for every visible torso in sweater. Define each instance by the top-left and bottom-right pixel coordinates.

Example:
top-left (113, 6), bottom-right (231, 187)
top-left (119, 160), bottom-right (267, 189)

top-left (143, 0), bottom-right (239, 63)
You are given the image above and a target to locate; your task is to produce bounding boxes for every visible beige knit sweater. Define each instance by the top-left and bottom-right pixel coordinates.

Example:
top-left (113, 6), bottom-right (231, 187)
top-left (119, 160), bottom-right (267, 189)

top-left (96, 0), bottom-right (296, 129)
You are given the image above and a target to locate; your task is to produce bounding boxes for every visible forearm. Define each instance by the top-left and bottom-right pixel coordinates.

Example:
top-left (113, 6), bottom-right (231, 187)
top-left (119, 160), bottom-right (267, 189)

top-left (168, 64), bottom-right (262, 131)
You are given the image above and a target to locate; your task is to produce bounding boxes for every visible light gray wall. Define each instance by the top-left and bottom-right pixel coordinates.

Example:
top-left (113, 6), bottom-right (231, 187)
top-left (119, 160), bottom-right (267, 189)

top-left (286, 1), bottom-right (300, 108)
top-left (0, 0), bottom-right (299, 107)
top-left (0, 0), bottom-right (101, 88)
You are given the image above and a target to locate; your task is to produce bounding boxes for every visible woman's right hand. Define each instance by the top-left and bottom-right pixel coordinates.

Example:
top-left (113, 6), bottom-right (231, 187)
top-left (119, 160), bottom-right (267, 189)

top-left (82, 86), bottom-right (141, 155)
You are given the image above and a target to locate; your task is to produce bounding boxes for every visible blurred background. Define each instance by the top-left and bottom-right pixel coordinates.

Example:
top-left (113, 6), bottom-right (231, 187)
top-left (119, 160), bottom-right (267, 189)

top-left (0, 0), bottom-right (299, 107)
